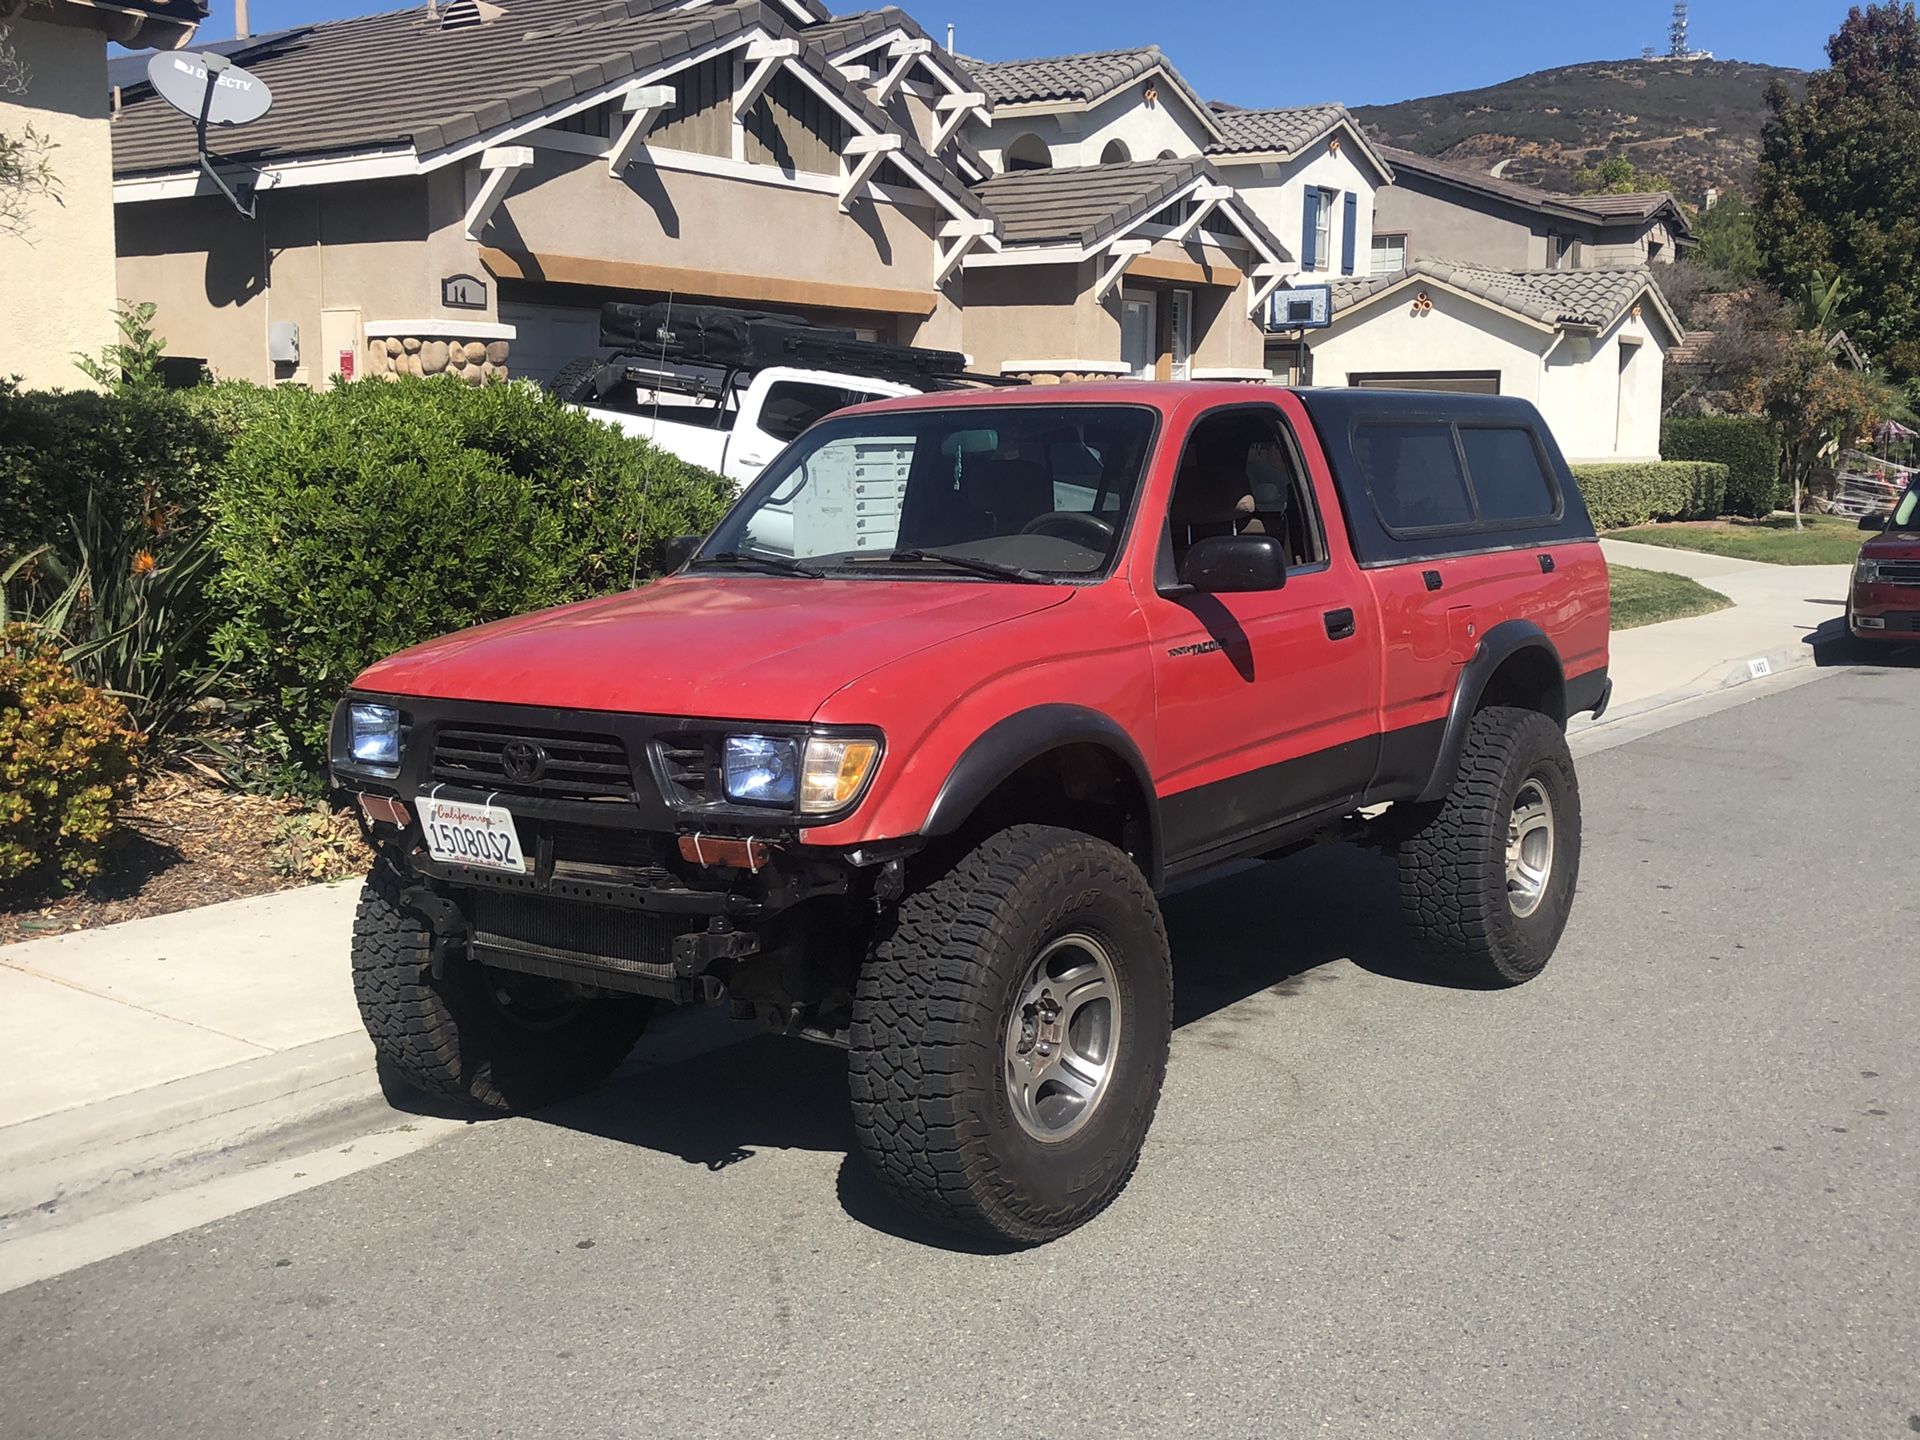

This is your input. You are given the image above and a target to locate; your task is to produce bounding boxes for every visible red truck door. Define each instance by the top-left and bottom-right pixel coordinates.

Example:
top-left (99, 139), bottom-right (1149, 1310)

top-left (1138, 402), bottom-right (1382, 868)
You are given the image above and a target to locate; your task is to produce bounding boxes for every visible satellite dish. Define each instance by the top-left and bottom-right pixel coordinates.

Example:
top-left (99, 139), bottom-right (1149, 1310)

top-left (146, 51), bottom-right (274, 127)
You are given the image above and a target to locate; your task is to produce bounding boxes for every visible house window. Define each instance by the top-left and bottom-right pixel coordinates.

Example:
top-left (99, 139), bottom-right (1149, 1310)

top-left (1548, 234), bottom-right (1574, 270)
top-left (1004, 133), bottom-right (1051, 171)
top-left (1314, 187), bottom-right (1336, 271)
top-left (1370, 234), bottom-right (1407, 275)
top-left (1099, 138), bottom-right (1132, 165)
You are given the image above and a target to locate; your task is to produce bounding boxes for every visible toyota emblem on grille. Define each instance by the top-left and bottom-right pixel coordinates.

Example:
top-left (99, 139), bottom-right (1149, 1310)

top-left (500, 739), bottom-right (547, 784)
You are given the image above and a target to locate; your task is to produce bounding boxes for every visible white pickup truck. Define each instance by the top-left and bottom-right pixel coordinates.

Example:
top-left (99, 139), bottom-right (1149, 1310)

top-left (547, 303), bottom-right (974, 487)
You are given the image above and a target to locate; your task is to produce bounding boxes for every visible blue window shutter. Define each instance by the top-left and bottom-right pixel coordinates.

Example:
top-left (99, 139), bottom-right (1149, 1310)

top-left (1341, 193), bottom-right (1359, 275)
top-left (1301, 187), bottom-right (1320, 270)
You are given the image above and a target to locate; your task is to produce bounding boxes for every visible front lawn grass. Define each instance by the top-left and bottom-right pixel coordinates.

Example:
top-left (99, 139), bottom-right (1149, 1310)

top-left (1610, 565), bottom-right (1733, 630)
top-left (1609, 515), bottom-right (1864, 565)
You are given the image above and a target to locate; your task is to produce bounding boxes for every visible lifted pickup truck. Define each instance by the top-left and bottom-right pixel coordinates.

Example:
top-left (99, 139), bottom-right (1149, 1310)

top-left (546, 302), bottom-right (981, 487)
top-left (334, 384), bottom-right (1610, 1244)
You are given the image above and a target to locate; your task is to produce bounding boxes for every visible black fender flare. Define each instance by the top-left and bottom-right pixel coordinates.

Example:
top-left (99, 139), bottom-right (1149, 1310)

top-left (921, 704), bottom-right (1164, 887)
top-left (1416, 620), bottom-right (1566, 804)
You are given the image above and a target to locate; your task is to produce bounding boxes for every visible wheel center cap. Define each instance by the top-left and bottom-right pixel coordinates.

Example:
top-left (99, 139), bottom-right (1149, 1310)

top-left (1019, 992), bottom-right (1064, 1065)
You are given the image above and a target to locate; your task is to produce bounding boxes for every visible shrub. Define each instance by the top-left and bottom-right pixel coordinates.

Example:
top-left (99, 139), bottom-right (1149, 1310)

top-left (211, 377), bottom-right (731, 769)
top-left (1571, 460), bottom-right (1731, 530)
top-left (1662, 416), bottom-right (1782, 516)
top-left (0, 379), bottom-right (228, 563)
top-left (0, 624), bottom-right (144, 892)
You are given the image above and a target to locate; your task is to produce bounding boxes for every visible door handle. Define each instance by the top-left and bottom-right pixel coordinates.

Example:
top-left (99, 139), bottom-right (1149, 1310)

top-left (1323, 607), bottom-right (1356, 641)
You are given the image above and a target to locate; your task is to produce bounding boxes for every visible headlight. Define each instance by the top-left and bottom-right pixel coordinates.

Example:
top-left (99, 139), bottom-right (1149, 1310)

top-left (721, 733), bottom-right (881, 814)
top-left (348, 703), bottom-right (401, 770)
top-left (1856, 556), bottom-right (1881, 583)
top-left (723, 735), bottom-right (798, 807)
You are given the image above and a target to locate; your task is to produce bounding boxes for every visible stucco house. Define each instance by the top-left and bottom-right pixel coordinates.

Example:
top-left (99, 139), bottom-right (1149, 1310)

top-left (1309, 261), bottom-right (1682, 462)
top-left (1372, 146), bottom-right (1696, 274)
top-left (1, 0), bottom-right (204, 388)
top-left (110, 0), bottom-right (1000, 387)
top-left (963, 155), bottom-right (1287, 382)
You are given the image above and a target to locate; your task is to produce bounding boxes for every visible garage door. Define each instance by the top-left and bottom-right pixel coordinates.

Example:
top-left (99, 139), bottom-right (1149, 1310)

top-left (1349, 372), bottom-right (1502, 395)
top-left (498, 301), bottom-right (603, 387)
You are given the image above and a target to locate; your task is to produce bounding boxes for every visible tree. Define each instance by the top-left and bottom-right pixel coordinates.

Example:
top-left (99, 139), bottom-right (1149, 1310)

top-left (73, 302), bottom-right (170, 393)
top-left (1755, 4), bottom-right (1920, 380)
top-left (1693, 193), bottom-right (1761, 286)
top-left (0, 22), bottom-right (62, 239)
top-left (1571, 154), bottom-right (1670, 195)
top-left (1755, 334), bottom-right (1899, 527)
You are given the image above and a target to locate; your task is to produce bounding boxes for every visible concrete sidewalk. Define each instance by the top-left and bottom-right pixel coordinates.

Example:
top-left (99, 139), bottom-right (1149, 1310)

top-left (0, 540), bottom-right (1865, 1236)
top-left (1594, 538), bottom-right (1853, 714)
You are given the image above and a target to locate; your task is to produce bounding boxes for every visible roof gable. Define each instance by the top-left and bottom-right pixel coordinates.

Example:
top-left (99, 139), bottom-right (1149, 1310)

top-left (1331, 260), bottom-right (1682, 339)
top-left (1206, 102), bottom-right (1393, 181)
top-left (1376, 146), bottom-right (1693, 238)
top-left (959, 44), bottom-right (1222, 141)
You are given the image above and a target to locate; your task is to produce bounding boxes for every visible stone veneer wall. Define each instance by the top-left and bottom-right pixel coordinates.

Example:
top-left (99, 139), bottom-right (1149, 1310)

top-left (363, 335), bottom-right (511, 385)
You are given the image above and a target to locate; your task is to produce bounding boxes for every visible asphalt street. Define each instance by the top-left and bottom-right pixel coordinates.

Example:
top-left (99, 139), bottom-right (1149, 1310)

top-left (3, 663), bottom-right (1917, 1439)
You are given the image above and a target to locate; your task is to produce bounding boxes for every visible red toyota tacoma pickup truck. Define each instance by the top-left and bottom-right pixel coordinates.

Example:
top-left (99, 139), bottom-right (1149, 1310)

top-left (332, 383), bottom-right (1611, 1243)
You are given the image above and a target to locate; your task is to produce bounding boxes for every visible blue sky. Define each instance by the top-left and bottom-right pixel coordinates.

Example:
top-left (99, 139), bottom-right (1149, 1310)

top-left (220, 0), bottom-right (1839, 106)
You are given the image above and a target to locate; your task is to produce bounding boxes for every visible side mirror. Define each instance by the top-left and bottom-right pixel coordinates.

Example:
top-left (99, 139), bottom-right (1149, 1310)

top-left (662, 534), bottom-right (701, 571)
top-left (1181, 533), bottom-right (1289, 593)
top-left (1858, 511), bottom-right (1890, 532)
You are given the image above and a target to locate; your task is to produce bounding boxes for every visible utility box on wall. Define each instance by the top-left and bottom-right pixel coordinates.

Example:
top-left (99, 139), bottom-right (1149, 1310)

top-left (268, 321), bottom-right (300, 366)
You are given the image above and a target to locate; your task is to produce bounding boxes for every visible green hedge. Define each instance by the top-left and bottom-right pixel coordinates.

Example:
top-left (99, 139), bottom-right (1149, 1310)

top-left (210, 377), bottom-right (731, 770)
top-left (1661, 416), bottom-right (1781, 517)
top-left (1571, 460), bottom-right (1730, 530)
top-left (0, 380), bottom-right (228, 562)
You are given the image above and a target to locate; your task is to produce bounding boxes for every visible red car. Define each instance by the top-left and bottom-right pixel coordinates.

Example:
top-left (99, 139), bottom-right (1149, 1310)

top-left (1850, 479), bottom-right (1920, 640)
top-left (333, 383), bottom-right (1610, 1243)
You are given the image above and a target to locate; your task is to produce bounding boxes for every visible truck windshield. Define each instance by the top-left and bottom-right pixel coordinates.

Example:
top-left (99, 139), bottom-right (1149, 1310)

top-left (697, 404), bottom-right (1158, 580)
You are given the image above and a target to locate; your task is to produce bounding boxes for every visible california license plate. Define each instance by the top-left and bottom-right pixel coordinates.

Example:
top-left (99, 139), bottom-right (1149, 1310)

top-left (417, 795), bottom-right (526, 874)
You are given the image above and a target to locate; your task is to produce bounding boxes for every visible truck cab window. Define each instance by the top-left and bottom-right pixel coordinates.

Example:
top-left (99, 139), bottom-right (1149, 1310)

top-left (1167, 410), bottom-right (1323, 571)
top-left (756, 382), bottom-right (875, 443)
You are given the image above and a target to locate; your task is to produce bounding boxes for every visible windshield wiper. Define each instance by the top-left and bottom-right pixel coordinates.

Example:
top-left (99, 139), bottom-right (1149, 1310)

top-left (887, 549), bottom-right (1059, 585)
top-left (692, 550), bottom-right (827, 579)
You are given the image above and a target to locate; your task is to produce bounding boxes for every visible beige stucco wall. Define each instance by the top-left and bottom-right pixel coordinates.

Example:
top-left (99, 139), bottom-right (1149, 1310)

top-left (959, 237), bottom-right (1266, 378)
top-left (1308, 284), bottom-right (1548, 404)
top-left (1, 18), bottom-right (117, 388)
top-left (1538, 308), bottom-right (1670, 462)
top-left (1218, 140), bottom-right (1380, 281)
top-left (116, 177), bottom-right (449, 385)
top-left (971, 84), bottom-right (1216, 171)
top-left (1370, 177), bottom-right (1541, 270)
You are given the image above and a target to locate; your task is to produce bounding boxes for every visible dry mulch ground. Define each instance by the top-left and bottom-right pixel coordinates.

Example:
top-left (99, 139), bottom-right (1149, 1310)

top-left (0, 770), bottom-right (371, 946)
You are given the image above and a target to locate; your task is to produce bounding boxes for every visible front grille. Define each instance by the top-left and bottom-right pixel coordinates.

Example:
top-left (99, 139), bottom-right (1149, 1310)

top-left (432, 724), bottom-right (634, 800)
top-left (656, 738), bottom-right (714, 804)
top-left (469, 892), bottom-right (701, 980)
top-left (1875, 560), bottom-right (1920, 586)
top-left (545, 823), bottom-right (676, 886)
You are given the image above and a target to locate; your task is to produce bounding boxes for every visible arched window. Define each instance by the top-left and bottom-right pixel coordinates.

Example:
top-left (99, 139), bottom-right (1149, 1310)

top-left (1004, 133), bottom-right (1052, 171)
top-left (1156, 149), bottom-right (1178, 161)
top-left (1099, 139), bottom-right (1132, 165)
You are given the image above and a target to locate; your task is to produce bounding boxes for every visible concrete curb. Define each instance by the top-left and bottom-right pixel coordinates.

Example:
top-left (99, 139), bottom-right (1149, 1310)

top-left (0, 1031), bottom-right (382, 1231)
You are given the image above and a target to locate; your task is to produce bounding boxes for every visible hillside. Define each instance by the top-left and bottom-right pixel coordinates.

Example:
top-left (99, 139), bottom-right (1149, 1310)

top-left (1352, 58), bottom-right (1805, 203)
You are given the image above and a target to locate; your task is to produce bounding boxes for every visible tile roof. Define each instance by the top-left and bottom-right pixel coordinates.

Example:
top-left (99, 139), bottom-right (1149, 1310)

top-left (805, 7), bottom-right (979, 95)
top-left (968, 155), bottom-right (1289, 267)
top-left (1331, 260), bottom-right (1680, 338)
top-left (958, 45), bottom-right (1162, 106)
top-left (113, 0), bottom-right (756, 174)
top-left (971, 155), bottom-right (1205, 246)
top-left (1375, 145), bottom-right (1692, 236)
top-left (109, 0), bottom-right (992, 222)
top-left (1206, 102), bottom-right (1343, 156)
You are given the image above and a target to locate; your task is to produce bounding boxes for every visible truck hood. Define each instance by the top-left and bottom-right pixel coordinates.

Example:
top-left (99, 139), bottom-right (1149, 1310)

top-left (353, 575), bottom-right (1075, 720)
top-left (1862, 530), bottom-right (1920, 561)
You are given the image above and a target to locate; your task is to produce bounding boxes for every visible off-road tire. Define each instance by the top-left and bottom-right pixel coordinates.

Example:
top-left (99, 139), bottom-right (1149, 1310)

top-left (1397, 704), bottom-right (1581, 987)
top-left (545, 355), bottom-right (603, 404)
top-left (351, 865), bottom-right (650, 1112)
top-left (848, 825), bottom-right (1172, 1245)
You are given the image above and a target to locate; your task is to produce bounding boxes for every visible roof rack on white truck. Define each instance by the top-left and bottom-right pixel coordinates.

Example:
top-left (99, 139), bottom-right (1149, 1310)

top-left (546, 302), bottom-right (1007, 486)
